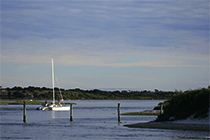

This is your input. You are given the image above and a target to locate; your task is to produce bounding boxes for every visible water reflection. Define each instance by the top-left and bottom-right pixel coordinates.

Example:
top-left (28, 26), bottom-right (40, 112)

top-left (51, 110), bottom-right (55, 119)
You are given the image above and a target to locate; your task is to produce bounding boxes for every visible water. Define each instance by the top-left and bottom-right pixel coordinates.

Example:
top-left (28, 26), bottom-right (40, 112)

top-left (0, 100), bottom-right (209, 140)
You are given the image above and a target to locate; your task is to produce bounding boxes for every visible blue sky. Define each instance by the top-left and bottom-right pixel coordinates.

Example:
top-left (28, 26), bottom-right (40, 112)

top-left (1, 0), bottom-right (209, 90)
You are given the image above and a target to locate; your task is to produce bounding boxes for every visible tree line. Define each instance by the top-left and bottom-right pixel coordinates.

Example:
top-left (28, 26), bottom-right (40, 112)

top-left (0, 86), bottom-right (179, 100)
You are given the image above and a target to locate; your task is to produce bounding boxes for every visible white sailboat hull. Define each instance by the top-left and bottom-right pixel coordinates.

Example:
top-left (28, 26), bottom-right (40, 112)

top-left (51, 106), bottom-right (70, 111)
top-left (37, 104), bottom-right (70, 111)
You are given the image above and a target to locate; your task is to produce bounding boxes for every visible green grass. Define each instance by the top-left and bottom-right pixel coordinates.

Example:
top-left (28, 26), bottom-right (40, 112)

top-left (0, 100), bottom-right (43, 105)
top-left (121, 111), bottom-right (160, 116)
top-left (0, 100), bottom-right (77, 105)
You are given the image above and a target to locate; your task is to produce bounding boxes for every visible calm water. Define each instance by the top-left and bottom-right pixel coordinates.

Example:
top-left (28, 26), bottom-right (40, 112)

top-left (0, 100), bottom-right (209, 140)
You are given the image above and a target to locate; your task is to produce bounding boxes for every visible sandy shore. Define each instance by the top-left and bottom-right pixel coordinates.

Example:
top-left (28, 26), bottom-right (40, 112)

top-left (124, 121), bottom-right (209, 131)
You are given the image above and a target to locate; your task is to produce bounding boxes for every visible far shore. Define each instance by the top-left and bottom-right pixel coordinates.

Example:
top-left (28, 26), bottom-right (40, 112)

top-left (0, 99), bottom-right (163, 105)
top-left (124, 121), bottom-right (209, 131)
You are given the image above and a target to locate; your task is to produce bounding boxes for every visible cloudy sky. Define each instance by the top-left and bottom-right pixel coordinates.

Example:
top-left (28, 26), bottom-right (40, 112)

top-left (1, 0), bottom-right (209, 90)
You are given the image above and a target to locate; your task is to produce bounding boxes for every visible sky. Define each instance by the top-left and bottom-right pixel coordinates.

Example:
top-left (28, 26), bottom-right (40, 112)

top-left (1, 0), bottom-right (209, 91)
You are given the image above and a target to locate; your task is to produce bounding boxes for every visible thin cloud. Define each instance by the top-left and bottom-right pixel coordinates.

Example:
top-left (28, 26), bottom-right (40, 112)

top-left (2, 49), bottom-right (208, 68)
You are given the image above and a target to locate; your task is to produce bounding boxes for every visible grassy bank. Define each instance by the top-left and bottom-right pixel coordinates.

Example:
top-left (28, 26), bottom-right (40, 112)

top-left (157, 87), bottom-right (209, 121)
top-left (121, 111), bottom-right (160, 116)
top-left (123, 87), bottom-right (209, 131)
top-left (0, 100), bottom-right (43, 105)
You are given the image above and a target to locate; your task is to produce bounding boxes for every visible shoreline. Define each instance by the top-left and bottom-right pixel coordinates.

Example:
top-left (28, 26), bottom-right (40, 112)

top-left (0, 99), bottom-right (163, 105)
top-left (124, 121), bottom-right (209, 131)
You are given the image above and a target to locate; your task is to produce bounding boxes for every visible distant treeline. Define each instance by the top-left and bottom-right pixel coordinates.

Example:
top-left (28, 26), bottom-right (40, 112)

top-left (0, 86), bottom-right (181, 100)
top-left (0, 86), bottom-right (209, 100)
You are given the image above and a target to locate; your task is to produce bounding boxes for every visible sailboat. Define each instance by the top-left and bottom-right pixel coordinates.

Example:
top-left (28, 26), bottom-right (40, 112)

top-left (37, 58), bottom-right (70, 111)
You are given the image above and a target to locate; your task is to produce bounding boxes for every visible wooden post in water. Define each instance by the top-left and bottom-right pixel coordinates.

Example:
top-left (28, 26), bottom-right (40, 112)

top-left (70, 104), bottom-right (73, 122)
top-left (117, 103), bottom-right (121, 123)
top-left (160, 104), bottom-right (164, 115)
top-left (23, 100), bottom-right (26, 123)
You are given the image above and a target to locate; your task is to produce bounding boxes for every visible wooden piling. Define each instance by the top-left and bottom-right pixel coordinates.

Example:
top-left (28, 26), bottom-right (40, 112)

top-left (70, 104), bottom-right (73, 122)
top-left (23, 100), bottom-right (26, 123)
top-left (160, 104), bottom-right (164, 115)
top-left (117, 103), bottom-right (121, 123)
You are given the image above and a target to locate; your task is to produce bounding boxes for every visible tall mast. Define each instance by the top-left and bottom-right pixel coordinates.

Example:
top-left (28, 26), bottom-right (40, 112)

top-left (51, 58), bottom-right (55, 105)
